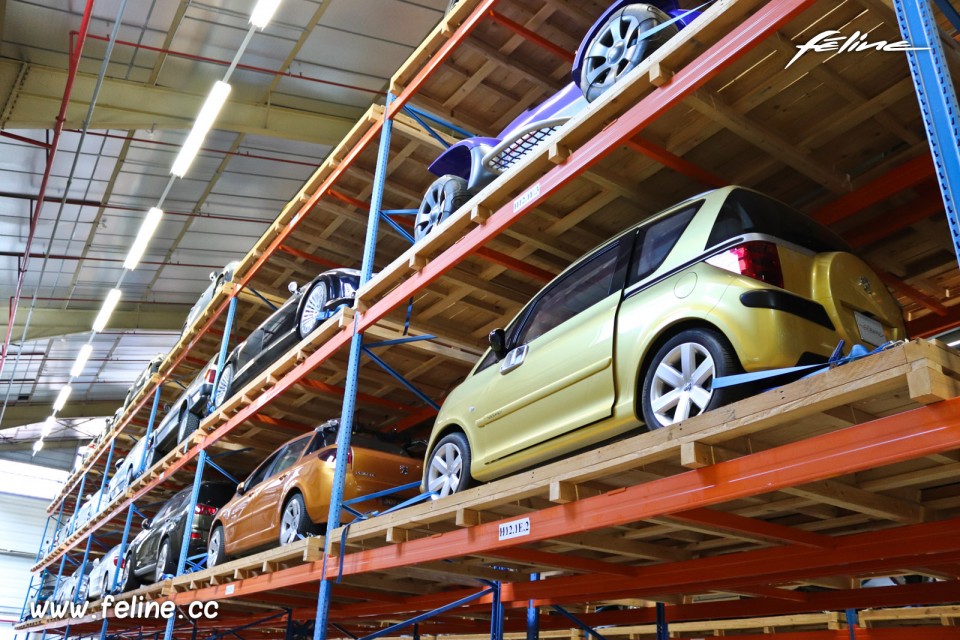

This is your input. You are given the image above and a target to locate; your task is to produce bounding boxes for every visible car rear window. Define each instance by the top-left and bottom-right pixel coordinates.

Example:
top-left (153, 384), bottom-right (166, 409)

top-left (707, 189), bottom-right (851, 253)
top-left (629, 204), bottom-right (700, 284)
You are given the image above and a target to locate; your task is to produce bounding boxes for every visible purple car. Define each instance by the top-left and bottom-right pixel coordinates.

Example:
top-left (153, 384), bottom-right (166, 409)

top-left (414, 1), bottom-right (701, 242)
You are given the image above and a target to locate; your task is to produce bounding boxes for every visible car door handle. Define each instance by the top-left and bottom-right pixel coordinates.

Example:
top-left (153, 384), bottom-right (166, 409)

top-left (277, 474), bottom-right (287, 481)
top-left (499, 345), bottom-right (528, 374)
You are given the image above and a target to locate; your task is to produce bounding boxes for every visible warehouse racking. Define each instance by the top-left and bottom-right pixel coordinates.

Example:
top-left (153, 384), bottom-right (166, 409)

top-left (14, 0), bottom-right (960, 639)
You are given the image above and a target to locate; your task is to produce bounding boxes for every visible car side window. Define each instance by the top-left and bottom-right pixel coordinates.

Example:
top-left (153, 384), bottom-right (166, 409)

top-left (269, 437), bottom-right (310, 477)
top-left (245, 451), bottom-right (281, 491)
top-left (630, 205), bottom-right (699, 284)
top-left (513, 246), bottom-right (620, 346)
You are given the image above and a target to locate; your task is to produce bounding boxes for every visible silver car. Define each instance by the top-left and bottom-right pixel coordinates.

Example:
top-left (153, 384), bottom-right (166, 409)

top-left (182, 261), bottom-right (241, 335)
top-left (87, 545), bottom-right (123, 599)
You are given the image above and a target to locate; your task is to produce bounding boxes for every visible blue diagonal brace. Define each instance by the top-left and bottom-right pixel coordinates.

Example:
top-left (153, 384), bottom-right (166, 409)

top-left (550, 606), bottom-right (610, 640)
top-left (360, 347), bottom-right (440, 410)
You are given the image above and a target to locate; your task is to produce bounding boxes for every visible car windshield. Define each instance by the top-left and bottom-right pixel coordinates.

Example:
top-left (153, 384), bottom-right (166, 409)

top-left (707, 189), bottom-right (851, 254)
top-left (309, 428), bottom-right (408, 456)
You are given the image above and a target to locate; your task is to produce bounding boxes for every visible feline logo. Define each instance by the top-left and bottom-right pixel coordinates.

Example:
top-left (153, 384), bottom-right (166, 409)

top-left (787, 30), bottom-right (928, 68)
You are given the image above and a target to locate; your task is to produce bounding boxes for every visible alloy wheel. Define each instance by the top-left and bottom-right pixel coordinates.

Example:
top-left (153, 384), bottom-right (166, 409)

top-left (299, 283), bottom-right (328, 337)
top-left (207, 529), bottom-right (222, 567)
top-left (649, 342), bottom-right (715, 427)
top-left (280, 500), bottom-right (301, 544)
top-left (415, 182), bottom-right (450, 241)
top-left (155, 544), bottom-right (168, 582)
top-left (214, 365), bottom-right (233, 407)
top-left (427, 442), bottom-right (464, 498)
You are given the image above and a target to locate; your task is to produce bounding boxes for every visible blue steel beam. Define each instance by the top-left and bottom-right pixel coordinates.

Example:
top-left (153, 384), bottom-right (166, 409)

top-left (210, 297), bottom-right (238, 408)
top-left (363, 335), bottom-right (436, 349)
top-left (162, 451), bottom-right (209, 640)
top-left (110, 504), bottom-right (137, 593)
top-left (355, 588), bottom-right (493, 640)
top-left (656, 602), bottom-right (667, 640)
top-left (527, 573), bottom-right (539, 640)
top-left (379, 213), bottom-right (415, 244)
top-left (401, 106), bottom-right (453, 149)
top-left (894, 0), bottom-right (960, 269)
top-left (137, 386), bottom-right (163, 477)
top-left (403, 104), bottom-right (475, 138)
top-left (549, 606), bottom-right (608, 640)
top-left (315, 92), bottom-right (396, 640)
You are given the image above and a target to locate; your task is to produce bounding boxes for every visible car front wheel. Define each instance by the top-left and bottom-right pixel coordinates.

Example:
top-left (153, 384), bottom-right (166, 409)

top-left (298, 281), bottom-right (329, 339)
top-left (279, 494), bottom-right (317, 546)
top-left (155, 538), bottom-right (174, 583)
top-left (176, 408), bottom-right (200, 445)
top-left (426, 432), bottom-right (472, 498)
top-left (578, 4), bottom-right (678, 102)
top-left (641, 328), bottom-right (740, 430)
top-left (119, 556), bottom-right (138, 592)
top-left (213, 363), bottom-right (234, 408)
top-left (207, 525), bottom-right (227, 568)
top-left (414, 175), bottom-right (471, 243)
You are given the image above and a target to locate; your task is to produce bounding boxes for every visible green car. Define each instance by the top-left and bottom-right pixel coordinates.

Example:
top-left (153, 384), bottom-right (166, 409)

top-left (421, 186), bottom-right (906, 497)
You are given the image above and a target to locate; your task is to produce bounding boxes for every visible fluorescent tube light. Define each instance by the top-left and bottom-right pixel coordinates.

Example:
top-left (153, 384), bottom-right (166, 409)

top-left (124, 207), bottom-right (164, 270)
top-left (53, 385), bottom-right (72, 412)
top-left (33, 440), bottom-right (44, 454)
top-left (41, 416), bottom-right (56, 438)
top-left (92, 289), bottom-right (122, 332)
top-left (70, 344), bottom-right (93, 378)
top-left (170, 81), bottom-right (232, 178)
top-left (250, 0), bottom-right (282, 28)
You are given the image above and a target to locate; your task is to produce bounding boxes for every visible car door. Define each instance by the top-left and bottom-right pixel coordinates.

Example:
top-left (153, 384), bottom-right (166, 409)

top-left (466, 240), bottom-right (628, 467)
top-left (244, 436), bottom-right (311, 548)
top-left (257, 297), bottom-right (301, 372)
top-left (139, 494), bottom-right (184, 572)
top-left (225, 450), bottom-right (280, 550)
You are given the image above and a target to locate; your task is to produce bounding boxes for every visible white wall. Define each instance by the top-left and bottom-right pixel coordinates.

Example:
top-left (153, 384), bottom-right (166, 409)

top-left (0, 493), bottom-right (52, 640)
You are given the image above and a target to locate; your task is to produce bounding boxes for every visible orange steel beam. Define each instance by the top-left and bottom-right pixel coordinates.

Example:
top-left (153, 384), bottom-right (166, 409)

top-left (907, 303), bottom-right (960, 337)
top-left (297, 377), bottom-right (421, 413)
top-left (251, 413), bottom-right (314, 433)
top-left (665, 508), bottom-right (834, 548)
top-left (626, 138), bottom-right (727, 187)
top-left (487, 547), bottom-right (639, 576)
top-left (486, 10), bottom-right (576, 63)
top-left (278, 244), bottom-right (344, 269)
top-left (329, 398), bottom-right (960, 580)
top-left (391, 404), bottom-right (439, 431)
top-left (813, 155), bottom-right (935, 226)
top-left (874, 268), bottom-right (948, 316)
top-left (33, 0), bottom-right (807, 567)
top-left (844, 182), bottom-right (943, 248)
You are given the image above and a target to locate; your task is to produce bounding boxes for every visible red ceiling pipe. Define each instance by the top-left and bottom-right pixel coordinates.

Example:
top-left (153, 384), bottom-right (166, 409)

top-left (85, 33), bottom-right (386, 97)
top-left (0, 250), bottom-right (223, 270)
top-left (0, 131), bottom-right (50, 148)
top-left (486, 10), bottom-right (576, 63)
top-left (0, 190), bottom-right (272, 224)
top-left (0, 0), bottom-right (95, 379)
top-left (69, 130), bottom-right (321, 168)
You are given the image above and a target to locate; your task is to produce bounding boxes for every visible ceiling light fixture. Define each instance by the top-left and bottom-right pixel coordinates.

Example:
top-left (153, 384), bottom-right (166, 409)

top-left (170, 81), bottom-right (232, 178)
top-left (124, 207), bottom-right (164, 270)
top-left (92, 289), bottom-right (122, 332)
top-left (70, 344), bottom-right (93, 378)
top-left (33, 440), bottom-right (44, 454)
top-left (41, 416), bottom-right (56, 438)
top-left (53, 385), bottom-right (72, 412)
top-left (250, 0), bottom-right (282, 29)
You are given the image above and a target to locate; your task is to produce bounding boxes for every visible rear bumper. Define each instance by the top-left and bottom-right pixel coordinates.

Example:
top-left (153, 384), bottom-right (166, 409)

top-left (739, 290), bottom-right (834, 331)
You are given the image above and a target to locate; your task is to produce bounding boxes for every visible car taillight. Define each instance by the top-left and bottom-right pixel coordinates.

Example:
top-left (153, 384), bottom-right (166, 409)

top-left (195, 504), bottom-right (217, 516)
top-left (706, 241), bottom-right (783, 289)
top-left (205, 368), bottom-right (217, 384)
top-left (323, 449), bottom-right (353, 466)
top-left (190, 532), bottom-right (201, 540)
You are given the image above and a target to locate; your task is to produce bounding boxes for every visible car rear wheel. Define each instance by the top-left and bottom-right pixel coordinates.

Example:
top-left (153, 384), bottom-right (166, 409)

top-left (426, 432), bottom-right (472, 498)
top-left (176, 408), bottom-right (200, 445)
top-left (415, 175), bottom-right (471, 243)
top-left (298, 281), bottom-right (329, 339)
top-left (641, 328), bottom-right (740, 430)
top-left (119, 556), bottom-right (138, 592)
top-left (102, 574), bottom-right (111, 598)
top-left (207, 525), bottom-right (226, 568)
top-left (578, 4), bottom-right (678, 102)
top-left (155, 538), bottom-right (174, 583)
top-left (213, 363), bottom-right (234, 408)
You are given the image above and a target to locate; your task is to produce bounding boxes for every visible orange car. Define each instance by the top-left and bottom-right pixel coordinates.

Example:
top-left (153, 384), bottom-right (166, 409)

top-left (207, 421), bottom-right (421, 565)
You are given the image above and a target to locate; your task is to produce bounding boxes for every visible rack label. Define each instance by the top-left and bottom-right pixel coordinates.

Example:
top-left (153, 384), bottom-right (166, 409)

top-left (225, 584), bottom-right (235, 595)
top-left (498, 517), bottom-right (531, 541)
top-left (513, 183), bottom-right (541, 213)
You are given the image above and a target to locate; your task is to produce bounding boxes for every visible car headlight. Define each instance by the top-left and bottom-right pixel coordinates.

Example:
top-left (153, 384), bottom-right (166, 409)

top-left (341, 282), bottom-right (356, 297)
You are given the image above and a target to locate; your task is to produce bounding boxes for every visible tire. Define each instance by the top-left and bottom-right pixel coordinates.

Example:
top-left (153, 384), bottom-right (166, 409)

top-left (102, 574), bottom-right (111, 598)
top-left (640, 328), bottom-right (741, 430)
top-left (298, 281), bottom-right (329, 339)
top-left (278, 494), bottom-right (317, 546)
top-left (414, 175), bottom-right (471, 242)
top-left (119, 555), bottom-right (138, 592)
top-left (213, 363), bottom-right (234, 408)
top-left (425, 432), bottom-right (473, 498)
top-left (577, 4), bottom-right (678, 103)
top-left (207, 525), bottom-right (227, 568)
top-left (176, 408), bottom-right (200, 445)
top-left (154, 538), bottom-right (174, 583)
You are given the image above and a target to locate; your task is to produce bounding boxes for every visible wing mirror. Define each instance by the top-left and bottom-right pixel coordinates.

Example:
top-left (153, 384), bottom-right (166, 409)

top-left (236, 482), bottom-right (246, 496)
top-left (115, 458), bottom-right (125, 470)
top-left (488, 328), bottom-right (508, 361)
top-left (287, 281), bottom-right (299, 294)
top-left (208, 271), bottom-right (217, 282)
top-left (141, 518), bottom-right (151, 530)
